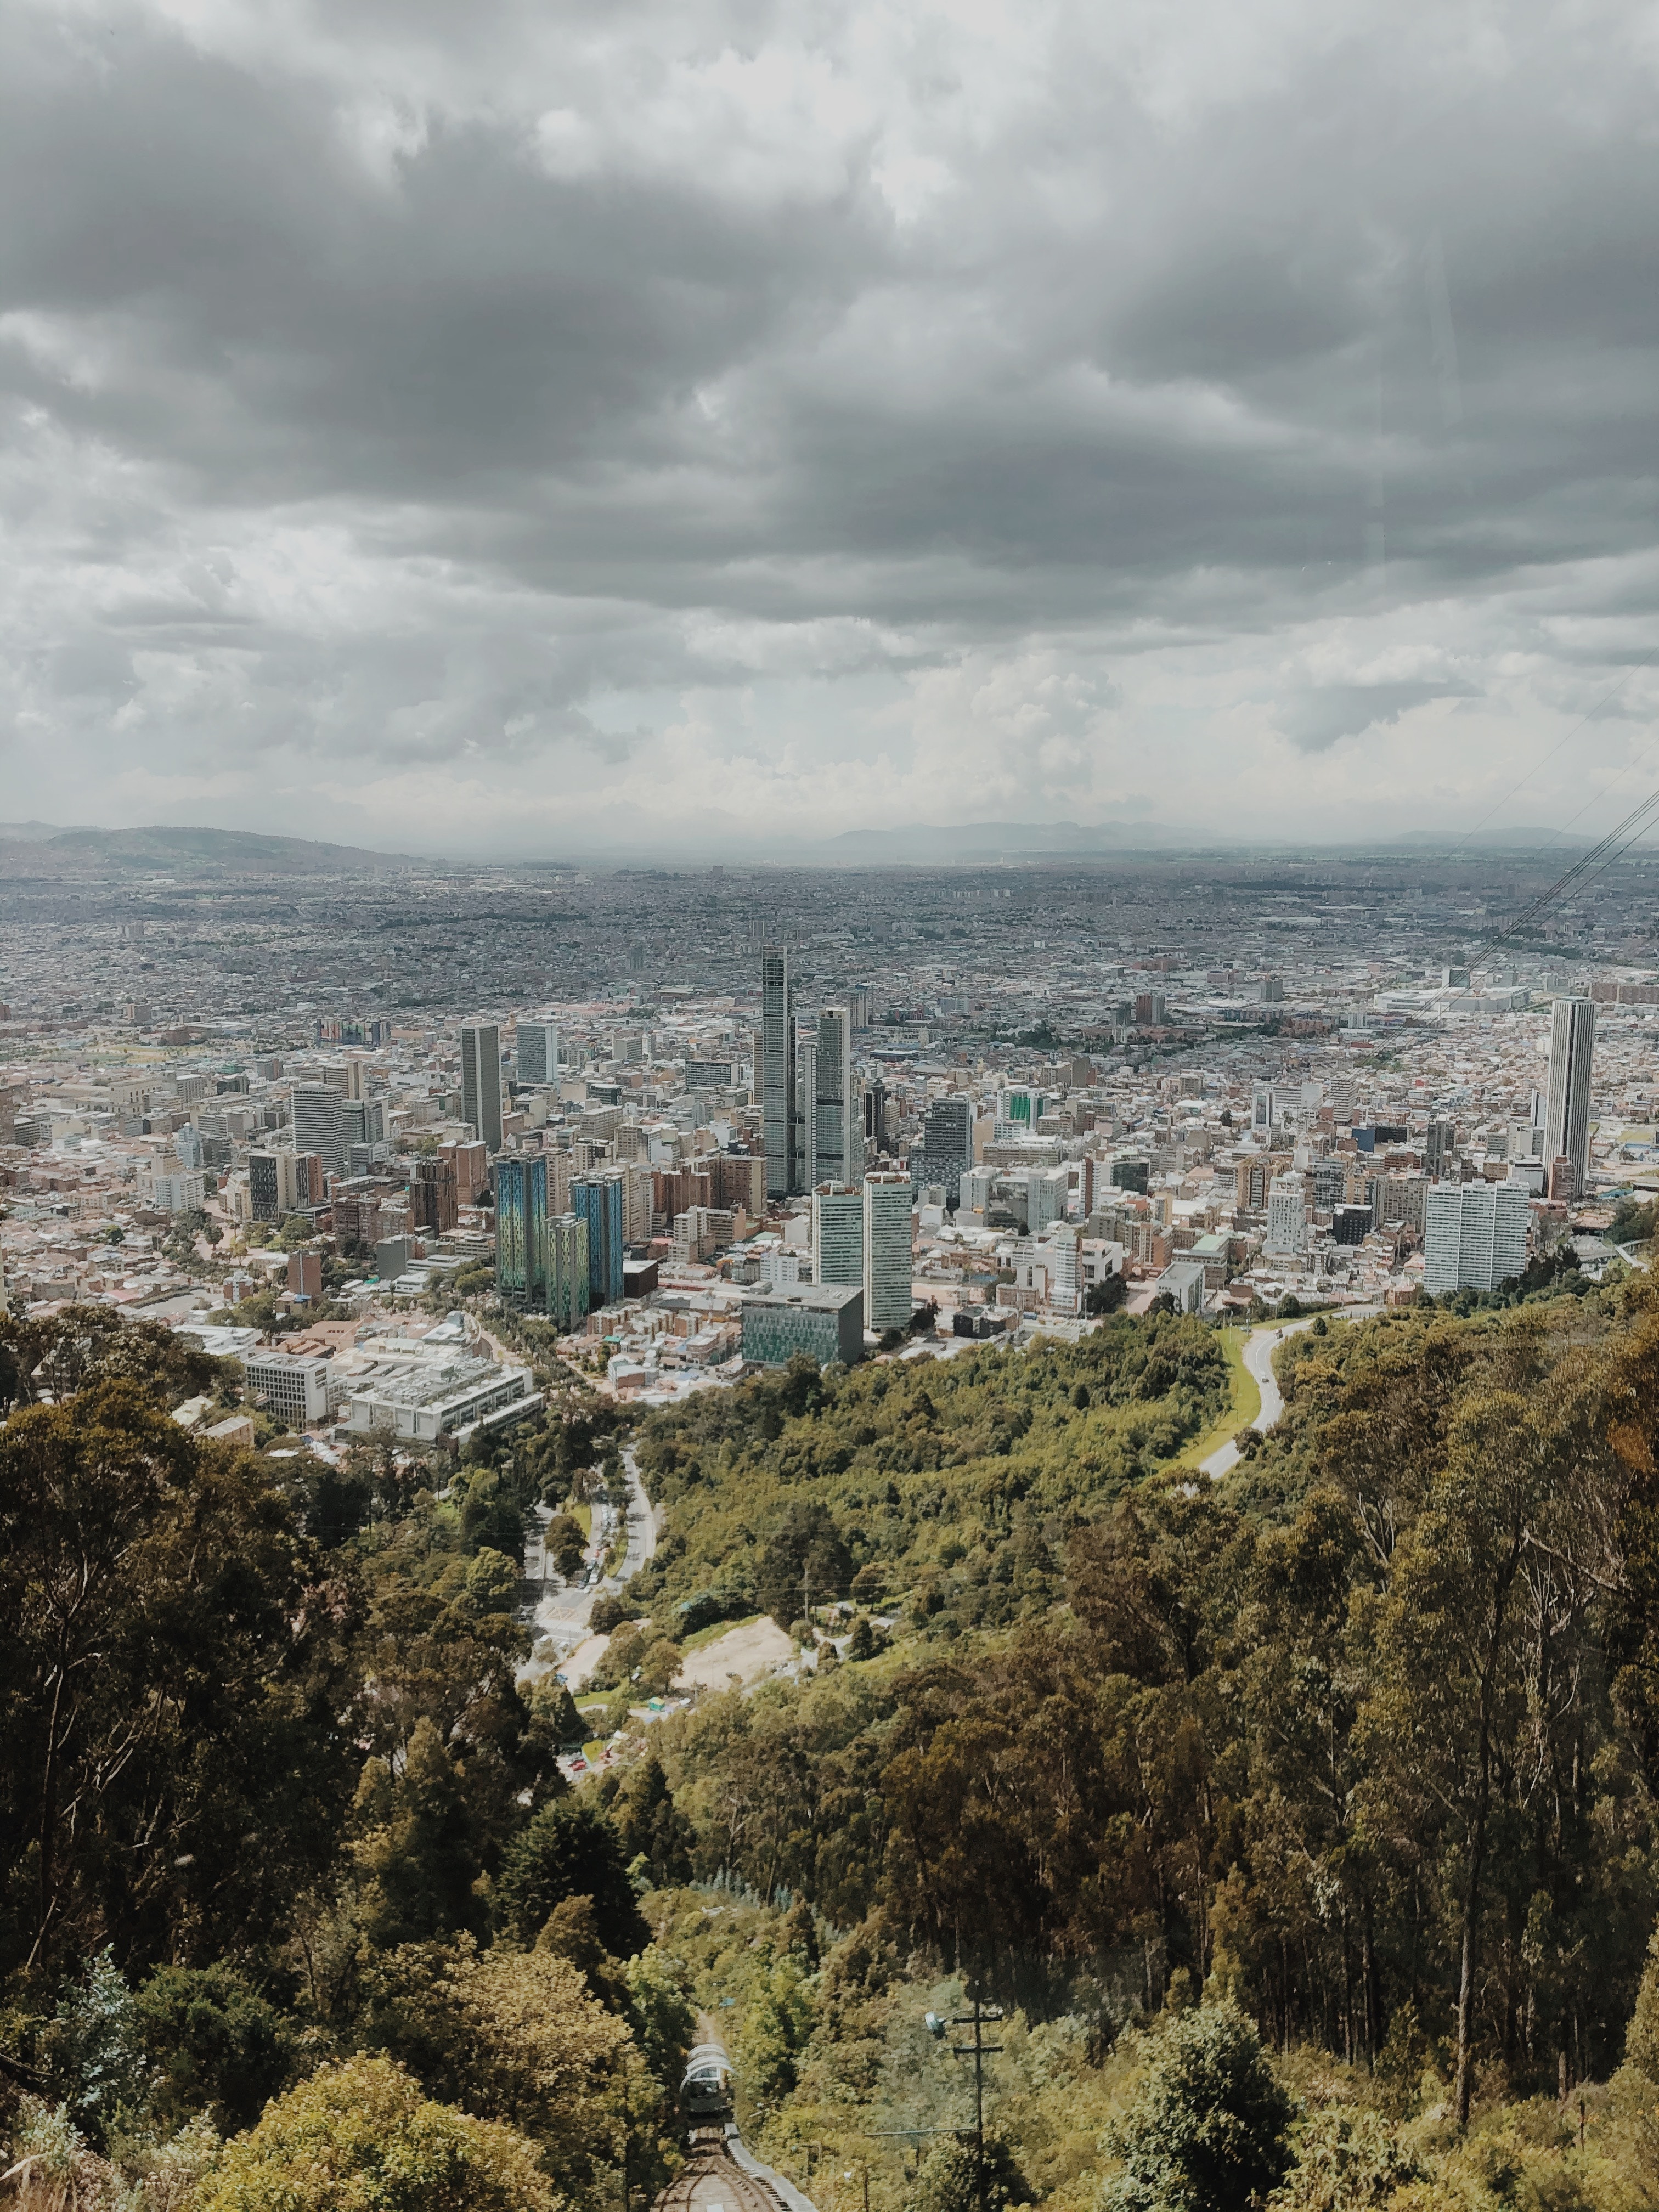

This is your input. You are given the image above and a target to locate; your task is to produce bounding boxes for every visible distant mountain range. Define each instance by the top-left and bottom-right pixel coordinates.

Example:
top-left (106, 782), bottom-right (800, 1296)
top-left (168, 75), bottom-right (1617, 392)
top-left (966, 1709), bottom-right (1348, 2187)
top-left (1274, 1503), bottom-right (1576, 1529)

top-left (0, 824), bottom-right (421, 877)
top-left (812, 819), bottom-right (1184, 861)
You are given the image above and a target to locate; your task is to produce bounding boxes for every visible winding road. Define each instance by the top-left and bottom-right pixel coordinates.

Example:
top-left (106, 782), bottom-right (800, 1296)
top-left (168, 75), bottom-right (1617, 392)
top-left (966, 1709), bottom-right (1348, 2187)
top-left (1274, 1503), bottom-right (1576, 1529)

top-left (521, 1444), bottom-right (657, 1672)
top-left (1199, 1305), bottom-right (1382, 1478)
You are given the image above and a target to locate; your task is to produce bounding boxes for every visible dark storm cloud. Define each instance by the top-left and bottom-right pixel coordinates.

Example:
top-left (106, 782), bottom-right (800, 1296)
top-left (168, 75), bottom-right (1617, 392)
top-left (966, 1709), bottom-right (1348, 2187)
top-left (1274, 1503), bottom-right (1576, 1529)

top-left (2, 0), bottom-right (1657, 844)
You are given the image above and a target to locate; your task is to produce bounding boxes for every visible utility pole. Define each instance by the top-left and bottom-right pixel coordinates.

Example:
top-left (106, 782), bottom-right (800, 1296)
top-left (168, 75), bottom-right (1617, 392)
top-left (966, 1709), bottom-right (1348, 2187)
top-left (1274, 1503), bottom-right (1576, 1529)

top-left (956, 1997), bottom-right (1002, 2212)
top-left (927, 1999), bottom-right (1003, 2212)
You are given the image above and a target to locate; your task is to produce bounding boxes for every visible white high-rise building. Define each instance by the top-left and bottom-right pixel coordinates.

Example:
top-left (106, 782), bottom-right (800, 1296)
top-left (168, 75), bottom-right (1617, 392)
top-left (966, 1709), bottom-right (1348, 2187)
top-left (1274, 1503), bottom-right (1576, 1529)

top-left (863, 1171), bottom-right (915, 1337)
top-left (1265, 1172), bottom-right (1306, 1255)
top-left (813, 1182), bottom-right (864, 1289)
top-left (1543, 996), bottom-right (1595, 1193)
top-left (461, 1021), bottom-right (504, 1153)
top-left (517, 1019), bottom-right (560, 1087)
top-left (1424, 1181), bottom-right (1530, 1295)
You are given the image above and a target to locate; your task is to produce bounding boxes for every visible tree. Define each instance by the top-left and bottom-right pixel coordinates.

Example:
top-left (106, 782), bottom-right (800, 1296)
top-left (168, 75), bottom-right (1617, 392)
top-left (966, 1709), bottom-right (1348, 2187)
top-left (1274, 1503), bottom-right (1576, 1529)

top-left (195, 2054), bottom-right (556, 2212)
top-left (756, 1502), bottom-right (853, 1629)
top-left (616, 1754), bottom-right (694, 1887)
top-left (1101, 2003), bottom-right (1294, 2212)
top-left (352, 1717), bottom-right (489, 1949)
top-left (496, 1799), bottom-right (648, 1956)
top-left (358, 1938), bottom-right (626, 2181)
top-left (131, 1963), bottom-right (295, 2132)
top-left (1085, 1274), bottom-right (1127, 1317)
top-left (0, 1381), bottom-right (356, 1982)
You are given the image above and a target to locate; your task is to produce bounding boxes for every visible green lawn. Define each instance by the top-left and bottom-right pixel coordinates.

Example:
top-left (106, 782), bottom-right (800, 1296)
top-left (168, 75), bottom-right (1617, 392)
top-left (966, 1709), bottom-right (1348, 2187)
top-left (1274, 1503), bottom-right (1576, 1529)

top-left (1172, 1327), bottom-right (1263, 1470)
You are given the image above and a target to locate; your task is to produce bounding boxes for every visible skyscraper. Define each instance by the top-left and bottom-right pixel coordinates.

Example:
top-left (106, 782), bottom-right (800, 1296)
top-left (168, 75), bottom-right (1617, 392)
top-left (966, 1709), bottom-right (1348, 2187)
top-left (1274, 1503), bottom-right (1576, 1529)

top-left (460, 1021), bottom-right (504, 1153)
top-left (761, 946), bottom-right (795, 1199)
top-left (815, 1008), bottom-right (858, 1184)
top-left (495, 1153), bottom-right (549, 1311)
top-left (517, 1018), bottom-right (560, 1086)
top-left (572, 1171), bottom-right (626, 1308)
top-left (1266, 1173), bottom-right (1306, 1255)
top-left (1543, 995), bottom-right (1595, 1194)
top-left (793, 1026), bottom-right (818, 1194)
top-left (291, 1084), bottom-right (347, 1178)
top-left (863, 1170), bottom-right (914, 1337)
top-left (813, 1182), bottom-right (864, 1289)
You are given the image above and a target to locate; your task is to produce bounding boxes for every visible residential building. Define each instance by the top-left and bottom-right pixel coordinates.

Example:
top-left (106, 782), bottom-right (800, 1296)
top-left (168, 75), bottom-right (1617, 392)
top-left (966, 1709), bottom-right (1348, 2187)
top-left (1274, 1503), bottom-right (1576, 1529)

top-left (408, 1155), bottom-right (459, 1234)
top-left (864, 1170), bottom-right (915, 1336)
top-left (249, 1148), bottom-right (302, 1222)
top-left (1543, 996), bottom-right (1596, 1192)
top-left (495, 1152), bottom-right (549, 1311)
top-left (793, 1025), bottom-right (818, 1192)
top-left (460, 1020), bottom-right (504, 1153)
top-left (1266, 1172), bottom-right (1306, 1255)
top-left (572, 1171), bottom-right (626, 1307)
top-left (1423, 1180), bottom-right (1530, 1294)
top-left (741, 1284), bottom-right (865, 1368)
top-left (548, 1212), bottom-right (590, 1330)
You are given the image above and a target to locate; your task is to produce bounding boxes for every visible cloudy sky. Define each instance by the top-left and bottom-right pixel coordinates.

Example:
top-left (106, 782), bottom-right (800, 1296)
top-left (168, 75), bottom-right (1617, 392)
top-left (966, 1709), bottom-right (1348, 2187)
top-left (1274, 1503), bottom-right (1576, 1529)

top-left (3, 0), bottom-right (1658, 857)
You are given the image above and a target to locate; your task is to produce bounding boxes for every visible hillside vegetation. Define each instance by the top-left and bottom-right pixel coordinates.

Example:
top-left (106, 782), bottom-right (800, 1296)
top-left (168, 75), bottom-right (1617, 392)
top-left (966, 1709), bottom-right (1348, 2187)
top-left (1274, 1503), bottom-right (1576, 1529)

top-left (7, 1289), bottom-right (1659, 2210)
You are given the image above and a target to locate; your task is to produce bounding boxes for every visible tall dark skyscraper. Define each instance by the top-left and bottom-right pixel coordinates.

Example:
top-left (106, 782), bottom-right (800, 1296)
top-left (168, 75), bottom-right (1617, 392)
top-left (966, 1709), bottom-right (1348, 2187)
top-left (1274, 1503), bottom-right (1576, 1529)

top-left (761, 946), bottom-right (795, 1200)
top-left (814, 1007), bottom-right (857, 1185)
top-left (460, 1020), bottom-right (504, 1152)
top-left (1543, 995), bottom-right (1595, 1192)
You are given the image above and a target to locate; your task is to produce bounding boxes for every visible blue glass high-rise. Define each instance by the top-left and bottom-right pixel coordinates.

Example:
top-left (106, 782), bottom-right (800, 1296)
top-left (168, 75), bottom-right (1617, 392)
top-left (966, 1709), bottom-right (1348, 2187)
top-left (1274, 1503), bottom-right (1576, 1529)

top-left (571, 1172), bottom-right (625, 1308)
top-left (495, 1153), bottom-right (548, 1310)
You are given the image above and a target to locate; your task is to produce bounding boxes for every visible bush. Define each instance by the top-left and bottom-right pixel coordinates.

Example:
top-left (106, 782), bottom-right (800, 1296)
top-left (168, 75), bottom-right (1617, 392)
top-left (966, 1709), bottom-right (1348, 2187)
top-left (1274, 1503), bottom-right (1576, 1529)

top-left (1102, 2002), bottom-right (1294, 2212)
top-left (195, 2054), bottom-right (555, 2212)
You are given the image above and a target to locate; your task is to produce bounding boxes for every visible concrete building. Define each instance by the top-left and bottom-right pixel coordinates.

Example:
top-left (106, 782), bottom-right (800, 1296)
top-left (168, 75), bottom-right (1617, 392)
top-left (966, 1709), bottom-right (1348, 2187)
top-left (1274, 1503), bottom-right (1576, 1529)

top-left (813, 1181), bottom-right (864, 1290)
top-left (517, 1019), bottom-right (560, 1086)
top-left (911, 1095), bottom-right (972, 1208)
top-left (1543, 996), bottom-right (1596, 1193)
top-left (741, 1284), bottom-right (865, 1368)
top-left (460, 1021), bottom-right (504, 1153)
top-left (291, 1084), bottom-right (347, 1178)
top-left (245, 1351), bottom-right (336, 1427)
top-left (1423, 1181), bottom-right (1530, 1295)
top-left (863, 1170), bottom-right (915, 1336)
top-left (344, 1346), bottom-right (539, 1443)
top-left (1155, 1258), bottom-right (1206, 1313)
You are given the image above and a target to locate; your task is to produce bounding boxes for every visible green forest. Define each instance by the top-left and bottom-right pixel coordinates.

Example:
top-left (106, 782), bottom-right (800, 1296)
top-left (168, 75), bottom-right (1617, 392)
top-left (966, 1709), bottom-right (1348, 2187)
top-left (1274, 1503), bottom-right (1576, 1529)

top-left (8, 1289), bottom-right (1659, 2209)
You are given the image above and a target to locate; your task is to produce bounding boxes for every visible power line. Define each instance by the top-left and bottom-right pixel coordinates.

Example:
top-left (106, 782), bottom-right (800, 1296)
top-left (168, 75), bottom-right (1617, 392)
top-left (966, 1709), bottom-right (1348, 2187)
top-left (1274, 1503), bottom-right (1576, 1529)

top-left (1471, 773), bottom-right (1659, 963)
